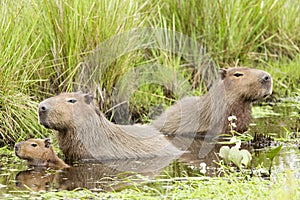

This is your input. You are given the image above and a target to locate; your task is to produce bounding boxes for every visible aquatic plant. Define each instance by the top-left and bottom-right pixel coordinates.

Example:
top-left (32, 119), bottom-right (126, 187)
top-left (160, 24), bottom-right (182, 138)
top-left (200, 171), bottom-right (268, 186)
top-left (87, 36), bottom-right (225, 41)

top-left (219, 143), bottom-right (252, 170)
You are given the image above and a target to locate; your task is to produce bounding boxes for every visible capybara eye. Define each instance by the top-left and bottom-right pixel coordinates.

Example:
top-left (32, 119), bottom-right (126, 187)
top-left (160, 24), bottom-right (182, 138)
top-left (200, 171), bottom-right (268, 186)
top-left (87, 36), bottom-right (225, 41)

top-left (233, 72), bottom-right (244, 77)
top-left (31, 143), bottom-right (38, 147)
top-left (67, 98), bottom-right (77, 103)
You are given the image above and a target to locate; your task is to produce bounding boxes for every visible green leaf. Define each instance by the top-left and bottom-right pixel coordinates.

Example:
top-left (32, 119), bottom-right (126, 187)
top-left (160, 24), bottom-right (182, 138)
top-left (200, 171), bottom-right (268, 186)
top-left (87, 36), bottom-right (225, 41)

top-left (267, 145), bottom-right (283, 160)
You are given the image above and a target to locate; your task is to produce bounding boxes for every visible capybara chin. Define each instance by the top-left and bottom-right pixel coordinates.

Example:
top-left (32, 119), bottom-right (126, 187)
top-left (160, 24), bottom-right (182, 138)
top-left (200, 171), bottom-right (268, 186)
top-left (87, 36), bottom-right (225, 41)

top-left (14, 138), bottom-right (69, 169)
top-left (152, 67), bottom-right (272, 137)
top-left (38, 92), bottom-right (181, 163)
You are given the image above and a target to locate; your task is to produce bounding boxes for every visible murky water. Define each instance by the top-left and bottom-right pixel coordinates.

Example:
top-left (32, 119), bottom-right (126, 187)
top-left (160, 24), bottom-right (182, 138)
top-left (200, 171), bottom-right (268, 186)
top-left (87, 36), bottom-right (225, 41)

top-left (0, 102), bottom-right (299, 195)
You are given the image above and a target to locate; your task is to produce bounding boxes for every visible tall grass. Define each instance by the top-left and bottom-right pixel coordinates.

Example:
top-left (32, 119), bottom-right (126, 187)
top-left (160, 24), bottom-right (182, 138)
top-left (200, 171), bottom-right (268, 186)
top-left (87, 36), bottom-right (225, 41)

top-left (0, 0), bottom-right (158, 144)
top-left (0, 1), bottom-right (47, 144)
top-left (1, 0), bottom-right (300, 144)
top-left (157, 0), bottom-right (300, 65)
top-left (31, 0), bottom-right (156, 94)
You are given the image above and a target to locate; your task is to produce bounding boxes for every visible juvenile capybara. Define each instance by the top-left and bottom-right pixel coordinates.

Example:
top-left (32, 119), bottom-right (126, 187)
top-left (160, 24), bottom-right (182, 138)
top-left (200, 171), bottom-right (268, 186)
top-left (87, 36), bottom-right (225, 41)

top-left (15, 138), bottom-right (69, 169)
top-left (38, 92), bottom-right (181, 163)
top-left (152, 67), bottom-right (272, 138)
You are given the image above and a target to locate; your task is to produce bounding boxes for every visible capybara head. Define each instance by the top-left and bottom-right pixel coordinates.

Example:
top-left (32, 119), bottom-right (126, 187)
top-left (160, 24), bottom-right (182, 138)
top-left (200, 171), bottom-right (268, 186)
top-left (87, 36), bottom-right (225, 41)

top-left (15, 138), bottom-right (56, 166)
top-left (38, 92), bottom-right (94, 131)
top-left (219, 67), bottom-right (272, 101)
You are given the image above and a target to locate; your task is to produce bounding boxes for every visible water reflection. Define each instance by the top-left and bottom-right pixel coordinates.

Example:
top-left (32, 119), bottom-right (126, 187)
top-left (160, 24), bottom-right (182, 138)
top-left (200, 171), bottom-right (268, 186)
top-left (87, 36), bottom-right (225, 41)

top-left (2, 102), bottom-right (299, 193)
top-left (15, 156), bottom-right (178, 192)
top-left (15, 168), bottom-right (56, 192)
top-left (13, 139), bottom-right (235, 192)
top-left (10, 139), bottom-right (300, 192)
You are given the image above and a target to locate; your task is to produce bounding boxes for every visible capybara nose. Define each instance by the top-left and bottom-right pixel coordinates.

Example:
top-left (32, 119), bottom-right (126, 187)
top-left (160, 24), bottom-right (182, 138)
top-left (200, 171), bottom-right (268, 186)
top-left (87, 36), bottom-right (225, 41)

top-left (14, 143), bottom-right (20, 153)
top-left (39, 105), bottom-right (47, 112)
top-left (262, 74), bottom-right (271, 83)
top-left (15, 144), bottom-right (19, 152)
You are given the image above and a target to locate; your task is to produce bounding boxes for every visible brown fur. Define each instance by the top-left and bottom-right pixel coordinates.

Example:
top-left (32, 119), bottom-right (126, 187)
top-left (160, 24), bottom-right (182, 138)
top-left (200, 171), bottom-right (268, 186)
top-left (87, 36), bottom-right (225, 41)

top-left (38, 92), bottom-right (181, 163)
top-left (14, 138), bottom-right (69, 169)
top-left (152, 67), bottom-right (272, 138)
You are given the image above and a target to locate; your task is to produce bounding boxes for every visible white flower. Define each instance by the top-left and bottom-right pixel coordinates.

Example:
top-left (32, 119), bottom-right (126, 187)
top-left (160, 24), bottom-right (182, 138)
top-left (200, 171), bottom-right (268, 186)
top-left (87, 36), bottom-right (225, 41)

top-left (228, 115), bottom-right (237, 121)
top-left (235, 140), bottom-right (242, 149)
top-left (200, 162), bottom-right (207, 168)
top-left (231, 123), bottom-right (237, 128)
top-left (199, 162), bottom-right (207, 174)
top-left (230, 136), bottom-right (237, 143)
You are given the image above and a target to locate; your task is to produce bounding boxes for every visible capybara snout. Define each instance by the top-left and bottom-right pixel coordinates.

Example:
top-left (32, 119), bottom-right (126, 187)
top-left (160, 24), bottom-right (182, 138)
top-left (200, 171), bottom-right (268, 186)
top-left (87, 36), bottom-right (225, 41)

top-left (261, 73), bottom-right (272, 95)
top-left (256, 70), bottom-right (272, 96)
top-left (14, 142), bottom-right (20, 153)
top-left (39, 105), bottom-right (47, 113)
top-left (262, 73), bottom-right (271, 83)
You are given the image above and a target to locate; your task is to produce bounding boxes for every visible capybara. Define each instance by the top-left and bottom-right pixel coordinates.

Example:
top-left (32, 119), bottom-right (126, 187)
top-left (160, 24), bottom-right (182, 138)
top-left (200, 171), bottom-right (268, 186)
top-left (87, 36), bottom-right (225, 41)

top-left (38, 92), bottom-right (181, 163)
top-left (15, 138), bottom-right (69, 169)
top-left (152, 67), bottom-right (272, 138)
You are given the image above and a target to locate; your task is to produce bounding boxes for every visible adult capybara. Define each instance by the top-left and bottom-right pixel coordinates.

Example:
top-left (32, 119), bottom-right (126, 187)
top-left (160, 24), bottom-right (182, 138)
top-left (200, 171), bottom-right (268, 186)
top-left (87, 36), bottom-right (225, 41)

top-left (152, 67), bottom-right (272, 138)
top-left (15, 138), bottom-right (69, 169)
top-left (38, 92), bottom-right (181, 163)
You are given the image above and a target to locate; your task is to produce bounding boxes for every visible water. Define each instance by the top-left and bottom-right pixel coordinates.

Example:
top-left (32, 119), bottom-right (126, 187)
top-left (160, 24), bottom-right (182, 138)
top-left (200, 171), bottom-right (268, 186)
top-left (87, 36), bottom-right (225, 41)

top-left (0, 102), bottom-right (299, 195)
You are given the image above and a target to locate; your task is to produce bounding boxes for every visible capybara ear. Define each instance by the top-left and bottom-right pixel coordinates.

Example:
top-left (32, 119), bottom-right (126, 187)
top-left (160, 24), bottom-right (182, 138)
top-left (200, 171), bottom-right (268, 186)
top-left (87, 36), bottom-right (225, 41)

top-left (44, 138), bottom-right (51, 148)
top-left (219, 68), bottom-right (227, 80)
top-left (84, 94), bottom-right (94, 104)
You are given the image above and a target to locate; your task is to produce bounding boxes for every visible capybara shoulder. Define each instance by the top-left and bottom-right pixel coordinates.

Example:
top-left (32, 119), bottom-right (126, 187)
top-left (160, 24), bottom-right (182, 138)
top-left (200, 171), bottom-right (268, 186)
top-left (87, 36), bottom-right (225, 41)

top-left (15, 138), bottom-right (69, 169)
top-left (152, 67), bottom-right (272, 137)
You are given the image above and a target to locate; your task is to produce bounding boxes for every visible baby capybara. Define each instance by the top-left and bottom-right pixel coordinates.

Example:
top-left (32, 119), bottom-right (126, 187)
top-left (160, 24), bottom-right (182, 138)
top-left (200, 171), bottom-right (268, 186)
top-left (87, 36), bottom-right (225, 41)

top-left (15, 138), bottom-right (69, 169)
top-left (152, 67), bottom-right (272, 138)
